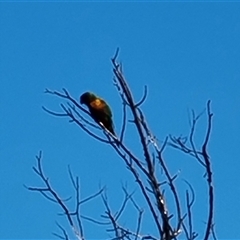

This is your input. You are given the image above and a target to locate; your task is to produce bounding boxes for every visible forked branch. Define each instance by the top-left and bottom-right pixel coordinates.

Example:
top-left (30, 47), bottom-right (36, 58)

top-left (26, 151), bottom-right (104, 240)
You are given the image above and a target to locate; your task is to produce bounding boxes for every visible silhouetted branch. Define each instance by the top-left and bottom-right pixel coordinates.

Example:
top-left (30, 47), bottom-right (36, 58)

top-left (101, 188), bottom-right (157, 240)
top-left (120, 100), bottom-right (127, 143)
top-left (53, 222), bottom-right (69, 240)
top-left (202, 100), bottom-right (214, 240)
top-left (189, 110), bottom-right (206, 167)
top-left (27, 152), bottom-right (105, 240)
top-left (182, 180), bottom-right (197, 240)
top-left (169, 100), bottom-right (215, 240)
top-left (101, 192), bottom-right (121, 239)
top-left (80, 215), bottom-right (110, 225)
top-left (111, 51), bottom-right (188, 239)
top-left (211, 223), bottom-right (218, 240)
top-left (110, 140), bottom-right (163, 237)
top-left (135, 85), bottom-right (148, 108)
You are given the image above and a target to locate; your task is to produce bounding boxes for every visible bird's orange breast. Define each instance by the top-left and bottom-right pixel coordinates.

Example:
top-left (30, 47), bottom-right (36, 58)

top-left (90, 99), bottom-right (105, 110)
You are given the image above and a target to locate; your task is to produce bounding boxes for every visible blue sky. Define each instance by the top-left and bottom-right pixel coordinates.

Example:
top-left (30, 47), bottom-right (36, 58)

top-left (0, 2), bottom-right (240, 239)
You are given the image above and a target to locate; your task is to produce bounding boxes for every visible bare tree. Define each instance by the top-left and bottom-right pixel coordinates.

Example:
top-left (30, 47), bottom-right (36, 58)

top-left (26, 49), bottom-right (216, 240)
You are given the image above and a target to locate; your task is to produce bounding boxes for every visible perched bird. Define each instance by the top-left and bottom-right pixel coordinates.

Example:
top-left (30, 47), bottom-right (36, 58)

top-left (80, 92), bottom-right (116, 136)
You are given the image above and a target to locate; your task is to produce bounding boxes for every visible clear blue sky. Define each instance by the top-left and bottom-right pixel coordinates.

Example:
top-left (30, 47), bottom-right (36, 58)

top-left (0, 2), bottom-right (240, 239)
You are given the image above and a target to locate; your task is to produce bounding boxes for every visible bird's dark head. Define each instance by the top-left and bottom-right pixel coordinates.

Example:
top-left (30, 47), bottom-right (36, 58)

top-left (80, 92), bottom-right (97, 105)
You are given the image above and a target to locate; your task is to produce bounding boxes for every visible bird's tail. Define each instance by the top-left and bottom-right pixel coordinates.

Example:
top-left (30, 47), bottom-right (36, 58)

top-left (109, 128), bottom-right (120, 146)
top-left (100, 123), bottom-right (120, 146)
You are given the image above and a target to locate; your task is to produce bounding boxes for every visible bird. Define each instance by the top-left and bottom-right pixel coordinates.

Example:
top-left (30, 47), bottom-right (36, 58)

top-left (80, 92), bottom-right (116, 136)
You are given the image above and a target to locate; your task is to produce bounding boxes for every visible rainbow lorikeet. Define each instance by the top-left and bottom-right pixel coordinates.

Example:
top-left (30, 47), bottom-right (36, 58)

top-left (80, 92), bottom-right (116, 136)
